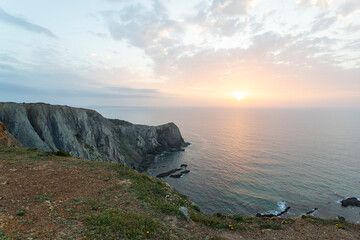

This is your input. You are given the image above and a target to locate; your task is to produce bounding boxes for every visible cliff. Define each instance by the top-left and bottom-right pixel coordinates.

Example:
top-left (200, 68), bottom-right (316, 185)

top-left (0, 121), bottom-right (21, 148)
top-left (0, 102), bottom-right (188, 171)
top-left (1, 148), bottom-right (358, 240)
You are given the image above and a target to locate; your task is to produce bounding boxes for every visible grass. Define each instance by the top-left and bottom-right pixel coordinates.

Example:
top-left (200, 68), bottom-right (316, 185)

top-left (33, 193), bottom-right (52, 202)
top-left (15, 207), bottom-right (25, 216)
top-left (53, 150), bottom-right (71, 157)
top-left (301, 215), bottom-right (349, 229)
top-left (115, 164), bottom-right (190, 215)
top-left (83, 210), bottom-right (171, 239)
top-left (1, 147), bottom-right (360, 240)
top-left (0, 230), bottom-right (12, 240)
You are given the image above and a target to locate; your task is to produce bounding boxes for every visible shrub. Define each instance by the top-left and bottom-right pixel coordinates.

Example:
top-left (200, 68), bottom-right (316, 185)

top-left (53, 150), bottom-right (71, 157)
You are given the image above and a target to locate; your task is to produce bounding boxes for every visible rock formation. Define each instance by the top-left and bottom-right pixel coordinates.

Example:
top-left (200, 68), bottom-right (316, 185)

top-left (341, 197), bottom-right (360, 207)
top-left (0, 121), bottom-right (21, 148)
top-left (0, 102), bottom-right (188, 171)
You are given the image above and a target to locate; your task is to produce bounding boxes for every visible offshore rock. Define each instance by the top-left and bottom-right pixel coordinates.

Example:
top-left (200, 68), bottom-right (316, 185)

top-left (0, 102), bottom-right (188, 171)
top-left (341, 197), bottom-right (360, 207)
top-left (0, 121), bottom-right (21, 148)
top-left (156, 168), bottom-right (182, 178)
top-left (169, 173), bottom-right (182, 178)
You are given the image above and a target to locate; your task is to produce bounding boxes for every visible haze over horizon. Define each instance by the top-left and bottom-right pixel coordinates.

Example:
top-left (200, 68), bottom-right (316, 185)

top-left (0, 0), bottom-right (359, 108)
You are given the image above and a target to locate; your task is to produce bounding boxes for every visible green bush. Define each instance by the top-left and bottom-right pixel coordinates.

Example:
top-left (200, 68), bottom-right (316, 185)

top-left (53, 150), bottom-right (71, 157)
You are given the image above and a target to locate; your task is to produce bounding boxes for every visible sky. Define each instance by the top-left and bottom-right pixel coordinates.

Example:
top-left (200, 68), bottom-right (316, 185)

top-left (0, 0), bottom-right (359, 108)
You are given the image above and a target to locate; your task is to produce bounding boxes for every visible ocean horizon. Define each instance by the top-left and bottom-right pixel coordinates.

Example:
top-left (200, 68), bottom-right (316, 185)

top-left (94, 106), bottom-right (360, 223)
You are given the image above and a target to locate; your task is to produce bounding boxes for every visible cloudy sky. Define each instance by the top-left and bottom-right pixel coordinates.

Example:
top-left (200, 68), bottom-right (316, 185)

top-left (0, 0), bottom-right (359, 108)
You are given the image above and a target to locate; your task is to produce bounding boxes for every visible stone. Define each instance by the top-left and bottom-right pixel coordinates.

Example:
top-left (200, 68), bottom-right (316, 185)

top-left (306, 207), bottom-right (318, 215)
top-left (179, 206), bottom-right (191, 222)
top-left (341, 197), bottom-right (360, 207)
top-left (256, 207), bottom-right (290, 218)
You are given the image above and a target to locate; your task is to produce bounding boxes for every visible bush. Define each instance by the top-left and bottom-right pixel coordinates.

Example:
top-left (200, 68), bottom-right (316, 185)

top-left (53, 150), bottom-right (71, 157)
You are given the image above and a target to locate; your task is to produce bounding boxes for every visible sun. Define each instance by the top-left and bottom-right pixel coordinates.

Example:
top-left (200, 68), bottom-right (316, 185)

top-left (233, 91), bottom-right (248, 101)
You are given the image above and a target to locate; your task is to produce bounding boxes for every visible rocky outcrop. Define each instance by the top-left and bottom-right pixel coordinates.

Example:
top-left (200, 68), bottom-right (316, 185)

top-left (0, 121), bottom-right (21, 148)
top-left (0, 102), bottom-right (188, 171)
top-left (341, 197), bottom-right (360, 207)
top-left (156, 168), bottom-right (183, 178)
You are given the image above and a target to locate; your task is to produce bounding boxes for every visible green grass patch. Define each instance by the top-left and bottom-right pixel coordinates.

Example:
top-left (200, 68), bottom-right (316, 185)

top-left (114, 164), bottom-right (189, 215)
top-left (260, 221), bottom-right (282, 230)
top-left (83, 210), bottom-right (171, 239)
top-left (53, 150), bottom-right (72, 157)
top-left (33, 193), bottom-right (52, 202)
top-left (0, 230), bottom-right (12, 240)
top-left (16, 207), bottom-right (25, 216)
top-left (301, 215), bottom-right (349, 229)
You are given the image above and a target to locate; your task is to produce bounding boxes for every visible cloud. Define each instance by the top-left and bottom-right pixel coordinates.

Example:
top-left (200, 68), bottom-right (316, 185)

top-left (210, 0), bottom-right (250, 16)
top-left (103, 1), bottom-right (179, 49)
top-left (0, 62), bottom-right (163, 102)
top-left (0, 7), bottom-right (57, 38)
top-left (0, 54), bottom-right (20, 64)
top-left (337, 0), bottom-right (360, 17)
top-left (311, 13), bottom-right (337, 32)
top-left (296, 0), bottom-right (333, 11)
top-left (342, 23), bottom-right (360, 32)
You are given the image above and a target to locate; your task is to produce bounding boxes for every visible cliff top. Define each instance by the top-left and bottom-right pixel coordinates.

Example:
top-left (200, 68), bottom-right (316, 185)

top-left (0, 147), bottom-right (359, 239)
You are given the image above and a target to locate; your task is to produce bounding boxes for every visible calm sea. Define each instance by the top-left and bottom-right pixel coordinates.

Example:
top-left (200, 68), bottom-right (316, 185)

top-left (94, 107), bottom-right (360, 222)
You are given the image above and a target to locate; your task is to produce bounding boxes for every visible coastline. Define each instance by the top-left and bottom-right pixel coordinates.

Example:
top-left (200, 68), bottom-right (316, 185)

top-left (1, 147), bottom-right (359, 239)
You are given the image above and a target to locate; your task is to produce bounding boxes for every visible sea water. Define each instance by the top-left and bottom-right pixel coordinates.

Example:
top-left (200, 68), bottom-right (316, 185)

top-left (94, 107), bottom-right (360, 222)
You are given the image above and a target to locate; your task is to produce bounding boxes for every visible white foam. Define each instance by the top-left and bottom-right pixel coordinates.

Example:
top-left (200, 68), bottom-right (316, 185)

top-left (262, 201), bottom-right (287, 216)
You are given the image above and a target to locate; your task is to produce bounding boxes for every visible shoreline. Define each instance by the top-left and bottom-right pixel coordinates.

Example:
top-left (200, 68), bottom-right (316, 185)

top-left (1, 147), bottom-right (359, 239)
top-left (145, 159), bottom-right (360, 224)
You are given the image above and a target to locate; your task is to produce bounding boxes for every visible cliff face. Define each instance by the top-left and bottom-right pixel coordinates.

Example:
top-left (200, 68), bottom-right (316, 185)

top-left (0, 102), bottom-right (188, 170)
top-left (0, 121), bottom-right (21, 148)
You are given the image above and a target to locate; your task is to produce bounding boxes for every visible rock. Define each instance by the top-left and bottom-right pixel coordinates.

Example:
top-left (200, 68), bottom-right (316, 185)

top-left (306, 207), bottom-right (318, 215)
top-left (181, 170), bottom-right (190, 174)
top-left (0, 102), bottom-right (188, 171)
top-left (256, 207), bottom-right (291, 218)
top-left (170, 173), bottom-right (182, 178)
top-left (179, 206), bottom-right (191, 222)
top-left (341, 197), bottom-right (360, 207)
top-left (180, 164), bottom-right (188, 168)
top-left (338, 216), bottom-right (345, 221)
top-left (278, 207), bottom-right (291, 216)
top-left (0, 121), bottom-right (21, 148)
top-left (156, 168), bottom-right (182, 178)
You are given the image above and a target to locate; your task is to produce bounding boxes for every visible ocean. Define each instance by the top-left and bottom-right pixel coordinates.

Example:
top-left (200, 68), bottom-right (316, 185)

top-left (94, 107), bottom-right (360, 223)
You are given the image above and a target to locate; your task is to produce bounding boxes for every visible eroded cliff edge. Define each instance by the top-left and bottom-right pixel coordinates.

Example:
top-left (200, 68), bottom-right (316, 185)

top-left (0, 102), bottom-right (188, 171)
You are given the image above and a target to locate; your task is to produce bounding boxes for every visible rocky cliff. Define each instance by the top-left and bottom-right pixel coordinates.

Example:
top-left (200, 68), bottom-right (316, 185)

top-left (0, 102), bottom-right (188, 171)
top-left (0, 120), bottom-right (21, 148)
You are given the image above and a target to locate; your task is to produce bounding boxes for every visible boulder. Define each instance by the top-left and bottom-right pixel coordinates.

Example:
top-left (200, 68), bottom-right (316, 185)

top-left (341, 197), bottom-right (360, 207)
top-left (179, 207), bottom-right (191, 222)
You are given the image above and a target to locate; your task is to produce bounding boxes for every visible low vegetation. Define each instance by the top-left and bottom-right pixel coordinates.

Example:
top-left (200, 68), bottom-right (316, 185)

top-left (0, 147), bottom-right (359, 239)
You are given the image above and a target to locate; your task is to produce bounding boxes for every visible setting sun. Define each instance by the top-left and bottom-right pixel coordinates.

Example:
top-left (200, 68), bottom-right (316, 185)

top-left (233, 91), bottom-right (248, 101)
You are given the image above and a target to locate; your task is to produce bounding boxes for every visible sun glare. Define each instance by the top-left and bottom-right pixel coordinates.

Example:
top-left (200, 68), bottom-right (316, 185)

top-left (233, 91), bottom-right (248, 101)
